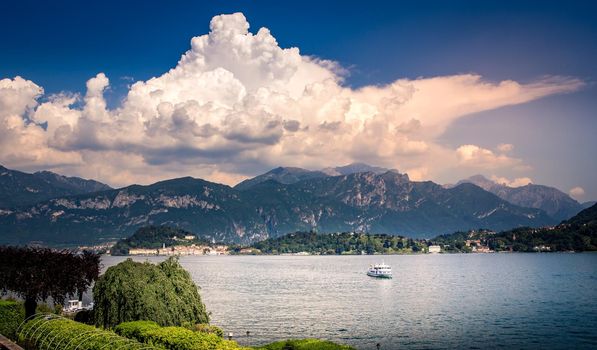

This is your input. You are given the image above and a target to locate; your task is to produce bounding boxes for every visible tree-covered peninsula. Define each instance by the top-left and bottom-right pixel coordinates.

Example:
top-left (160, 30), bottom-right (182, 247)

top-left (111, 225), bottom-right (216, 255)
top-left (245, 231), bottom-right (428, 255)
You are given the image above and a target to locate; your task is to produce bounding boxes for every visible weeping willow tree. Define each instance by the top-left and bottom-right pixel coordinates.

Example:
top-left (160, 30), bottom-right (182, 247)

top-left (93, 257), bottom-right (209, 328)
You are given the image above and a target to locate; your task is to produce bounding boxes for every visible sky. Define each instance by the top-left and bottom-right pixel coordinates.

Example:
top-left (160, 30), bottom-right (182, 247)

top-left (0, 0), bottom-right (595, 201)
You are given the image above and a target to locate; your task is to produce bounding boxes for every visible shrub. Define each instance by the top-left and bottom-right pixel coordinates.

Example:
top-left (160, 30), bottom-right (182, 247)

top-left (255, 339), bottom-right (356, 350)
top-left (193, 323), bottom-right (224, 338)
top-left (16, 315), bottom-right (159, 350)
top-left (114, 320), bottom-right (162, 341)
top-left (35, 303), bottom-right (62, 315)
top-left (0, 300), bottom-right (24, 340)
top-left (93, 257), bottom-right (209, 328)
top-left (73, 309), bottom-right (94, 325)
top-left (115, 320), bottom-right (247, 349)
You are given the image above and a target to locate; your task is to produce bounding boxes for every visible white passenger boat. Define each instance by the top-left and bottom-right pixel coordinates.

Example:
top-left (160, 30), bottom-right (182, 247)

top-left (367, 262), bottom-right (392, 278)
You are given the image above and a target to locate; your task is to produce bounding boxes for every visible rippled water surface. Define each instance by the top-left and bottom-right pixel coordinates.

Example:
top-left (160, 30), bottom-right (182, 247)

top-left (100, 254), bottom-right (597, 349)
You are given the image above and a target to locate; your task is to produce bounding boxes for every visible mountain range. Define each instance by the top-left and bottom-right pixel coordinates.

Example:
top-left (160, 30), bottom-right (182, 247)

top-left (456, 175), bottom-right (584, 221)
top-left (0, 163), bottom-right (571, 246)
top-left (0, 165), bottom-right (111, 209)
top-left (233, 163), bottom-right (392, 190)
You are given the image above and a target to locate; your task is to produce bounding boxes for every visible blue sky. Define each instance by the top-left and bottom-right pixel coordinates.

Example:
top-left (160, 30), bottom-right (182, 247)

top-left (0, 0), bottom-right (595, 200)
top-left (3, 1), bottom-right (596, 92)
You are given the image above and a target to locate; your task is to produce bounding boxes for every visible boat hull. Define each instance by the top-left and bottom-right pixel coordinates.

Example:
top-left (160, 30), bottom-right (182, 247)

top-left (367, 272), bottom-right (392, 278)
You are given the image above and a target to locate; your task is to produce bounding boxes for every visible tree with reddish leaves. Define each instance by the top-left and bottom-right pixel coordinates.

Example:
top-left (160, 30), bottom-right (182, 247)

top-left (0, 246), bottom-right (100, 319)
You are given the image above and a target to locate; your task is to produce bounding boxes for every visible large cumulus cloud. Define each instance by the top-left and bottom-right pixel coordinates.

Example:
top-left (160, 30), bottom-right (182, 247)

top-left (0, 13), bottom-right (585, 186)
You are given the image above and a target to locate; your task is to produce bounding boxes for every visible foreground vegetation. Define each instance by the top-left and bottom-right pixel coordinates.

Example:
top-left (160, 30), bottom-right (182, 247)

top-left (94, 257), bottom-right (209, 328)
top-left (0, 304), bottom-right (352, 350)
top-left (255, 339), bottom-right (355, 350)
top-left (0, 255), bottom-right (353, 350)
top-left (115, 321), bottom-right (248, 350)
top-left (17, 316), bottom-right (154, 350)
top-left (0, 246), bottom-right (100, 319)
top-left (0, 300), bottom-right (24, 339)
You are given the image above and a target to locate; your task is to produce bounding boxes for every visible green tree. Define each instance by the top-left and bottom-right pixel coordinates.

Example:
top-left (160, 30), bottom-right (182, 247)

top-left (93, 257), bottom-right (209, 328)
top-left (0, 246), bottom-right (100, 319)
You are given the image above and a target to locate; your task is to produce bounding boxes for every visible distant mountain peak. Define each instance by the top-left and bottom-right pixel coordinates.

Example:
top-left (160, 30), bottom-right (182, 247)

top-left (234, 166), bottom-right (328, 190)
top-left (235, 163), bottom-right (398, 190)
top-left (458, 174), bottom-right (497, 191)
top-left (332, 162), bottom-right (393, 176)
top-left (457, 174), bottom-right (582, 221)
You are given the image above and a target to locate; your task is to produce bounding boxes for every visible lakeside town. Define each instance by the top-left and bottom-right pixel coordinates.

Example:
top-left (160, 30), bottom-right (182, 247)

top-left (77, 228), bottom-right (555, 256)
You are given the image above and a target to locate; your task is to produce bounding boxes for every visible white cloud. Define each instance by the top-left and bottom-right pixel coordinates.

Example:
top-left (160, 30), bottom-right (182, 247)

top-left (569, 186), bottom-right (585, 200)
top-left (497, 143), bottom-right (514, 153)
top-left (0, 13), bottom-right (586, 187)
top-left (490, 175), bottom-right (533, 188)
top-left (0, 77), bottom-right (83, 170)
top-left (456, 144), bottom-right (527, 170)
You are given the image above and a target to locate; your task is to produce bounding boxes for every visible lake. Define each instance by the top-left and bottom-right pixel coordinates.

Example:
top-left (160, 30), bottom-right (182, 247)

top-left (99, 253), bottom-right (597, 349)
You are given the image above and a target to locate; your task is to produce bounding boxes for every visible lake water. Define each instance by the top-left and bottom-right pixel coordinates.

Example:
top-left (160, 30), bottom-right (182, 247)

top-left (99, 254), bottom-right (597, 350)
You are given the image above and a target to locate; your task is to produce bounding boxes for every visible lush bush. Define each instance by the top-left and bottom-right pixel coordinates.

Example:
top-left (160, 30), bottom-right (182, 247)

top-left (93, 257), bottom-right (209, 328)
top-left (114, 320), bottom-right (162, 340)
top-left (16, 315), bottom-right (159, 350)
top-left (0, 300), bottom-right (25, 340)
top-left (255, 339), bottom-right (355, 350)
top-left (115, 320), bottom-right (247, 349)
top-left (73, 309), bottom-right (94, 325)
top-left (193, 323), bottom-right (224, 338)
top-left (35, 303), bottom-right (62, 315)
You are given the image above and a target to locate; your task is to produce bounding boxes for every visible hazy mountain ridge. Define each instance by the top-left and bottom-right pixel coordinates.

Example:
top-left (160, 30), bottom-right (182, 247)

top-left (0, 177), bottom-right (269, 245)
top-left (0, 165), bottom-right (112, 209)
top-left (243, 171), bottom-right (553, 238)
top-left (563, 202), bottom-right (597, 226)
top-left (234, 163), bottom-right (394, 190)
top-left (234, 167), bottom-right (329, 191)
top-left (457, 175), bottom-right (583, 221)
top-left (0, 169), bottom-right (555, 246)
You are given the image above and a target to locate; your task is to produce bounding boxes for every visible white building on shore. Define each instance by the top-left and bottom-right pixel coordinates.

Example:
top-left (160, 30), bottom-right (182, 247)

top-left (128, 248), bottom-right (159, 255)
top-left (128, 244), bottom-right (228, 256)
top-left (428, 245), bottom-right (441, 254)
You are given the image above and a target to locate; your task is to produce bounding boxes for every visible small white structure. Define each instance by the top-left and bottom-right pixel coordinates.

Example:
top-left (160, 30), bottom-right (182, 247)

top-left (63, 300), bottom-right (82, 313)
top-left (428, 245), bottom-right (441, 254)
top-left (128, 248), bottom-right (158, 255)
top-left (184, 235), bottom-right (196, 240)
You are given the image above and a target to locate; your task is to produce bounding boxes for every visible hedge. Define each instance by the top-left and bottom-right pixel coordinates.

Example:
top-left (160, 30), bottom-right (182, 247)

top-left (17, 315), bottom-right (160, 350)
top-left (192, 324), bottom-right (224, 338)
top-left (255, 339), bottom-right (356, 350)
top-left (114, 321), bottom-right (355, 350)
top-left (114, 320), bottom-right (162, 341)
top-left (0, 300), bottom-right (25, 340)
top-left (114, 321), bottom-right (248, 350)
